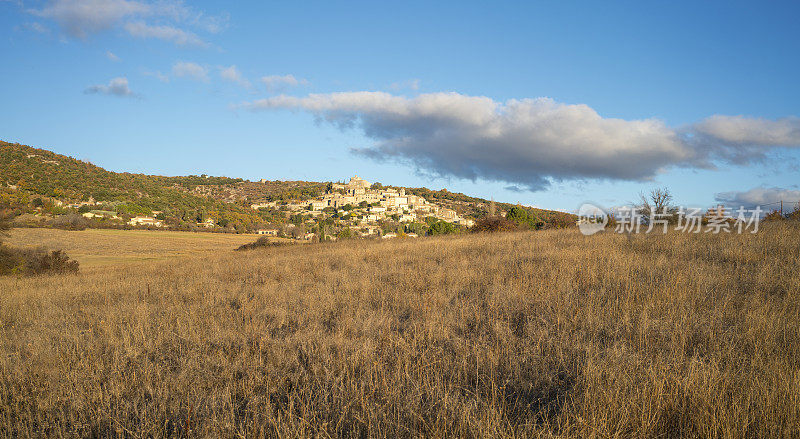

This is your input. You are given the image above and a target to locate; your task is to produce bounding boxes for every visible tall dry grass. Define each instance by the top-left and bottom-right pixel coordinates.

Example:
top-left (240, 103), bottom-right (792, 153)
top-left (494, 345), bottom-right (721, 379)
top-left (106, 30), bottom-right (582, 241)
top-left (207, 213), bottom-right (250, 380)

top-left (0, 224), bottom-right (799, 437)
top-left (4, 228), bottom-right (268, 269)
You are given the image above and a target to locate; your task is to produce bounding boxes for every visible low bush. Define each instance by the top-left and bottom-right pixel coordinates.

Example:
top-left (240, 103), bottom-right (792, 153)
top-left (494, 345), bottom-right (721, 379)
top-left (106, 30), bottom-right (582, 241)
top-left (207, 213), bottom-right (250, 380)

top-left (543, 211), bottom-right (578, 229)
top-left (471, 216), bottom-right (520, 233)
top-left (763, 210), bottom-right (784, 222)
top-left (0, 245), bottom-right (79, 276)
top-left (786, 203), bottom-right (800, 221)
top-left (235, 236), bottom-right (293, 251)
top-left (50, 214), bottom-right (90, 231)
top-left (0, 246), bottom-right (21, 275)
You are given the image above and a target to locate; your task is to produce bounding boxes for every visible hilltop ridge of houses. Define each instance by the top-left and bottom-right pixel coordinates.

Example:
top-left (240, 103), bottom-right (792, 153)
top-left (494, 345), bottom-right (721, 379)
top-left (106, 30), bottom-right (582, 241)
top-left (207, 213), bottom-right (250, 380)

top-left (250, 175), bottom-right (475, 230)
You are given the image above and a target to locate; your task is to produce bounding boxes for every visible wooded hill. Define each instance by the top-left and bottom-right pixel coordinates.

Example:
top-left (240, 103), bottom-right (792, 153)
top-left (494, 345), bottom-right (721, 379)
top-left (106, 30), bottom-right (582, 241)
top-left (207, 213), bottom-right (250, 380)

top-left (0, 141), bottom-right (574, 232)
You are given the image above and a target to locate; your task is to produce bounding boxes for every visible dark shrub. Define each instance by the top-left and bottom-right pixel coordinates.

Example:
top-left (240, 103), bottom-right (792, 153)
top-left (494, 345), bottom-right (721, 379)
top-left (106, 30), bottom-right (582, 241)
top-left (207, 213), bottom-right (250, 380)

top-left (0, 246), bottom-right (23, 275)
top-left (787, 204), bottom-right (800, 221)
top-left (235, 236), bottom-right (292, 251)
top-left (51, 214), bottom-right (90, 231)
top-left (543, 211), bottom-right (578, 229)
top-left (0, 245), bottom-right (79, 276)
top-left (23, 249), bottom-right (79, 275)
top-left (471, 216), bottom-right (520, 233)
top-left (763, 210), bottom-right (784, 222)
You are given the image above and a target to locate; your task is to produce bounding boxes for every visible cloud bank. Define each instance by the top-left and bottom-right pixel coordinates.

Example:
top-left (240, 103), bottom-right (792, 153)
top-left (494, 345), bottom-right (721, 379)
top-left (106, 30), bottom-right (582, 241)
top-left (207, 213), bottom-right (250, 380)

top-left (84, 76), bottom-right (135, 97)
top-left (715, 186), bottom-right (800, 207)
top-left (241, 91), bottom-right (800, 190)
top-left (124, 21), bottom-right (206, 47)
top-left (694, 116), bottom-right (800, 146)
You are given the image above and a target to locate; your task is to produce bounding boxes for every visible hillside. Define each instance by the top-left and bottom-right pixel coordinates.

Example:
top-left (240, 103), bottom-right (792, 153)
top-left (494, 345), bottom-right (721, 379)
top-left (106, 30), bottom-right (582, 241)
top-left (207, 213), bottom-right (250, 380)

top-left (0, 141), bottom-right (574, 234)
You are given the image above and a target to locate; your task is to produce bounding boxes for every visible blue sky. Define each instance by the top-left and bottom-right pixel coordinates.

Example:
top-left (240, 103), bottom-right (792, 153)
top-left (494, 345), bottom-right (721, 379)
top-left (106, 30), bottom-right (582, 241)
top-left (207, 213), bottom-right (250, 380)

top-left (2, 0), bottom-right (799, 211)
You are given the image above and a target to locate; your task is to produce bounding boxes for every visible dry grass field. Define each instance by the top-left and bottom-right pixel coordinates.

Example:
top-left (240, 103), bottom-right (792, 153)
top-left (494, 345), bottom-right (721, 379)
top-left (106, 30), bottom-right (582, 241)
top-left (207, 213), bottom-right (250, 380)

top-left (3, 228), bottom-right (279, 270)
top-left (1, 225), bottom-right (799, 437)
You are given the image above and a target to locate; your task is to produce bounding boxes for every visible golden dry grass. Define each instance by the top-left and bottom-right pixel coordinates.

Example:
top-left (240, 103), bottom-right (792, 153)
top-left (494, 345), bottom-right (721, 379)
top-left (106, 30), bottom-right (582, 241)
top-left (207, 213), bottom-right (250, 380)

top-left (4, 228), bottom-right (281, 270)
top-left (1, 225), bottom-right (799, 437)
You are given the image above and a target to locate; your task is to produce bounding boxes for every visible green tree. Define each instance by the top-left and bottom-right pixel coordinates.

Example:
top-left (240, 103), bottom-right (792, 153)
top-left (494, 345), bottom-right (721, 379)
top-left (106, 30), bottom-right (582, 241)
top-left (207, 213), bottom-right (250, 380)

top-left (506, 206), bottom-right (530, 224)
top-left (380, 221), bottom-right (401, 235)
top-left (405, 222), bottom-right (429, 236)
top-left (427, 220), bottom-right (456, 236)
top-left (506, 206), bottom-right (544, 229)
top-left (423, 216), bottom-right (438, 226)
top-left (289, 214), bottom-right (304, 226)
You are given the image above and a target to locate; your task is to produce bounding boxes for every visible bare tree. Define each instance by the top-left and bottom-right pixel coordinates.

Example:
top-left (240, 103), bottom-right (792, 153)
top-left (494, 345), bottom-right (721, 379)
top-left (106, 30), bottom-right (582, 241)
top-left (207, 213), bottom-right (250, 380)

top-left (637, 187), bottom-right (678, 224)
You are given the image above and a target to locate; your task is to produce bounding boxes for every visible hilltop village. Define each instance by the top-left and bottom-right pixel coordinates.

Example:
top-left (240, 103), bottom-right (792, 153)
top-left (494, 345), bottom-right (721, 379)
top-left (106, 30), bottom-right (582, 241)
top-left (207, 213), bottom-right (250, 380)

top-left (249, 176), bottom-right (475, 239)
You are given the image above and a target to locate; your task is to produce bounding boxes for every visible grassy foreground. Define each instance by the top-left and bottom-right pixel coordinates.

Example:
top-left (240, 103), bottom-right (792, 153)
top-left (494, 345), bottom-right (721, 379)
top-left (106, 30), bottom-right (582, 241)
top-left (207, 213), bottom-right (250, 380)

top-left (1, 225), bottom-right (799, 437)
top-left (4, 228), bottom-right (276, 270)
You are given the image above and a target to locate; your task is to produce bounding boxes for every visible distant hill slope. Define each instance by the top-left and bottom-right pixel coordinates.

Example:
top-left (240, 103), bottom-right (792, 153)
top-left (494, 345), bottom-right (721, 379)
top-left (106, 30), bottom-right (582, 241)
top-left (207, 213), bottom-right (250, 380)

top-left (0, 141), bottom-right (323, 204)
top-left (1, 141), bottom-right (574, 232)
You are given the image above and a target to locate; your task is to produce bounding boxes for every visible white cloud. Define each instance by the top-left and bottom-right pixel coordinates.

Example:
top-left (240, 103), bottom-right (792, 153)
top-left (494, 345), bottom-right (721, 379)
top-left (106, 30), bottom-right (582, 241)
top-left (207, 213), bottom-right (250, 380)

top-left (124, 21), bottom-right (206, 47)
top-left (688, 115), bottom-right (800, 164)
top-left (29, 0), bottom-right (223, 47)
top-left (241, 91), bottom-right (800, 191)
top-left (31, 0), bottom-right (148, 38)
top-left (220, 65), bottom-right (251, 88)
top-left (260, 74), bottom-right (308, 92)
top-left (147, 1), bottom-right (229, 33)
top-left (171, 61), bottom-right (208, 81)
top-left (242, 92), bottom-right (696, 189)
top-left (106, 50), bottom-right (120, 61)
top-left (694, 115), bottom-right (800, 146)
top-left (84, 76), bottom-right (135, 97)
top-left (715, 187), bottom-right (800, 208)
